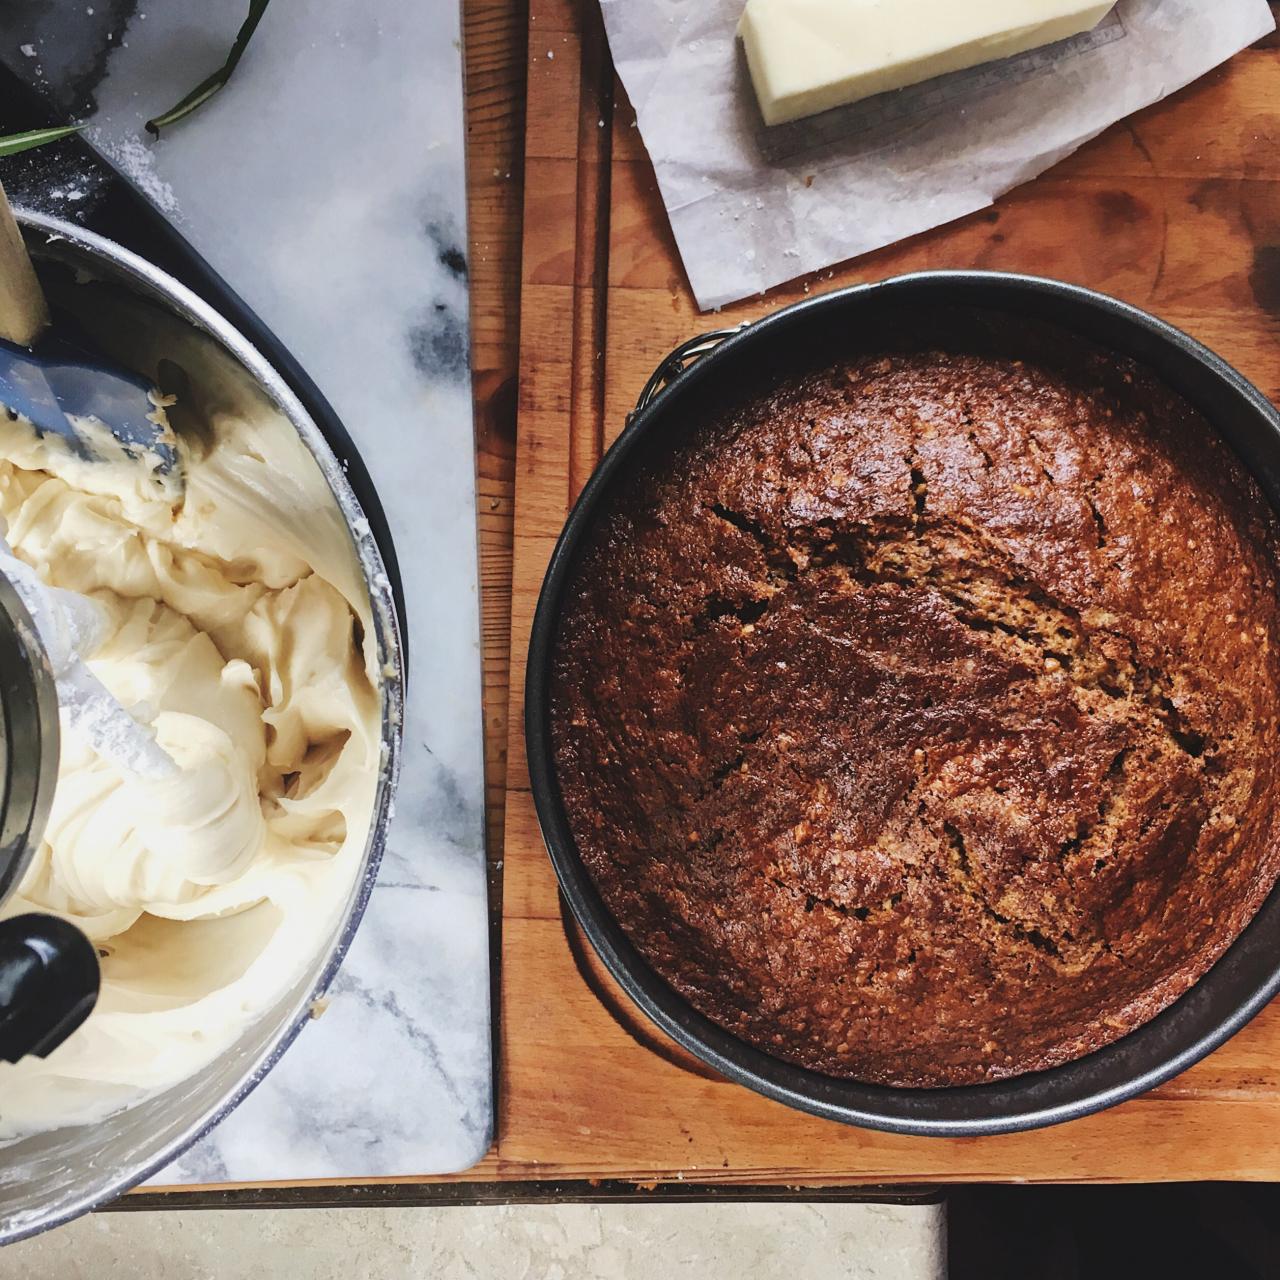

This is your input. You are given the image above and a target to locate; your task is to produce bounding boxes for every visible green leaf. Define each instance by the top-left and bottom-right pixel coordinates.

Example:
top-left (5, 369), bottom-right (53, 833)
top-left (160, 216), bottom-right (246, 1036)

top-left (145, 0), bottom-right (273, 136)
top-left (0, 124), bottom-right (84, 158)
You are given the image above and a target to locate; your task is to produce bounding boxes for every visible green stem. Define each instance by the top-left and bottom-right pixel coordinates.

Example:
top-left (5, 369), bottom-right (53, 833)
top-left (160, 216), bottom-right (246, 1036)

top-left (0, 125), bottom-right (84, 158)
top-left (145, 0), bottom-right (273, 136)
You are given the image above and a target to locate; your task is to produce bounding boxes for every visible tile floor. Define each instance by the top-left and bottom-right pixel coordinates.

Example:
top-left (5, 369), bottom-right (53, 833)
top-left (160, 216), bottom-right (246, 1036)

top-left (0, 1201), bottom-right (946, 1279)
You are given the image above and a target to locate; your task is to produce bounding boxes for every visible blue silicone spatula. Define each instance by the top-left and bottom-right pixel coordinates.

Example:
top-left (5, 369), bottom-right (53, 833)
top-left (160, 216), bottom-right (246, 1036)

top-left (0, 180), bottom-right (182, 502)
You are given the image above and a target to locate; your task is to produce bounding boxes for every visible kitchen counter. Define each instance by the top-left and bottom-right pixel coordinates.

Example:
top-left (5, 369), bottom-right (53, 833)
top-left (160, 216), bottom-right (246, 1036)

top-left (11, 0), bottom-right (1280, 1204)
top-left (133, 0), bottom-right (1280, 1196)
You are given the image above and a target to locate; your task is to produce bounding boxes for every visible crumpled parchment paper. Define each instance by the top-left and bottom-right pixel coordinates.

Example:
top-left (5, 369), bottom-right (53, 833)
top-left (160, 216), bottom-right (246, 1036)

top-left (598, 0), bottom-right (1276, 310)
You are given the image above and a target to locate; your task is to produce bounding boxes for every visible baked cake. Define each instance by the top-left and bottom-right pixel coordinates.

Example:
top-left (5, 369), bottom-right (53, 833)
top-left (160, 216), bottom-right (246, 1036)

top-left (548, 316), bottom-right (1280, 1086)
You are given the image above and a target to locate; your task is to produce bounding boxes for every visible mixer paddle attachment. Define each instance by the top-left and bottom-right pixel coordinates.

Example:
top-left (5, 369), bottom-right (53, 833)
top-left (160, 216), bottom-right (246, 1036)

top-left (0, 914), bottom-right (100, 1064)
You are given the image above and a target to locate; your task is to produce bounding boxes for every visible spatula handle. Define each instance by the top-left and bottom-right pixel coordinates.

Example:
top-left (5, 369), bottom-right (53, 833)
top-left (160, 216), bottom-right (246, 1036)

top-left (0, 180), bottom-right (48, 347)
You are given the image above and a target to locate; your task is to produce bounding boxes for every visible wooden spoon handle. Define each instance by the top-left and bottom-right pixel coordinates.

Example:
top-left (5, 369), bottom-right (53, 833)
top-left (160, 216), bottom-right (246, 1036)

top-left (0, 181), bottom-right (48, 347)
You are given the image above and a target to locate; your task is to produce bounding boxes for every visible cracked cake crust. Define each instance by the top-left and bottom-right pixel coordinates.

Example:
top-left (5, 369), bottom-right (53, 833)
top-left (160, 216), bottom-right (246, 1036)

top-left (549, 321), bottom-right (1280, 1086)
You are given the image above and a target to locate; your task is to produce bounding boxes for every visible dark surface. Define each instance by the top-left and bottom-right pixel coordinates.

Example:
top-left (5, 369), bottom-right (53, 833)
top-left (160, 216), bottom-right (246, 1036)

top-left (551, 319), bottom-right (1280, 1087)
top-left (106, 1181), bottom-right (943, 1211)
top-left (950, 1183), bottom-right (1280, 1279)
top-left (526, 274), bottom-right (1280, 1134)
top-left (0, 0), bottom-right (135, 122)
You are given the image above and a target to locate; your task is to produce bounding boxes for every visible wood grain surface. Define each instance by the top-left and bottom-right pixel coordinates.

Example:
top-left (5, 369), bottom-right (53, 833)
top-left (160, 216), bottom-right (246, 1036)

top-left (496, 0), bottom-right (1280, 1184)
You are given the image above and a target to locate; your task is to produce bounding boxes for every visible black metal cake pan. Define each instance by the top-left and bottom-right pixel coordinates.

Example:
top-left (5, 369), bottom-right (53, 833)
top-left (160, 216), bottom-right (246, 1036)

top-left (526, 271), bottom-right (1280, 1136)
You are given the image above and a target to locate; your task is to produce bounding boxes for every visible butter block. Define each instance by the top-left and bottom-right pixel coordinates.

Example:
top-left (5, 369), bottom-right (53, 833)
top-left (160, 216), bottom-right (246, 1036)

top-left (739, 0), bottom-right (1116, 126)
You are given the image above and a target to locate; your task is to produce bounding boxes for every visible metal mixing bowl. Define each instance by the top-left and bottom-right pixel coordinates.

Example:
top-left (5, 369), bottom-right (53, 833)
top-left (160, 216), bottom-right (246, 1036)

top-left (526, 271), bottom-right (1280, 1137)
top-left (0, 213), bottom-right (405, 1242)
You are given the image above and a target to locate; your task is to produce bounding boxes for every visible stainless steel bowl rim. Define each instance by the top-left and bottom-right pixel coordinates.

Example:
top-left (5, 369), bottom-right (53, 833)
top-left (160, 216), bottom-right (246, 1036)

top-left (526, 269), bottom-right (1280, 1137)
top-left (0, 572), bottom-right (60, 906)
top-left (3, 211), bottom-right (405, 1240)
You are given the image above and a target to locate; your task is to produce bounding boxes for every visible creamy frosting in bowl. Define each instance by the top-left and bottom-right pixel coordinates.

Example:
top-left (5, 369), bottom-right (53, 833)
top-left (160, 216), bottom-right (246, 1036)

top-left (0, 294), bottom-right (385, 1139)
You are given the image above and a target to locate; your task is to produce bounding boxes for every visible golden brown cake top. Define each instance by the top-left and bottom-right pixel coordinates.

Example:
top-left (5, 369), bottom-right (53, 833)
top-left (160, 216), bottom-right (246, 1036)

top-left (550, 320), bottom-right (1280, 1085)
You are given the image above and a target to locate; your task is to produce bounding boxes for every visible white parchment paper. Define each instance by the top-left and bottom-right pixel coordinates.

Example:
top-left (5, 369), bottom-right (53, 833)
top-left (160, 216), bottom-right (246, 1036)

top-left (599, 0), bottom-right (1276, 310)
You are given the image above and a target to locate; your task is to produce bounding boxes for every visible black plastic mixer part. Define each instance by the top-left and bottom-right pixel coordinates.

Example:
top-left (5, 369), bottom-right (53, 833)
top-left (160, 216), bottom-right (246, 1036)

top-left (0, 914), bottom-right (100, 1064)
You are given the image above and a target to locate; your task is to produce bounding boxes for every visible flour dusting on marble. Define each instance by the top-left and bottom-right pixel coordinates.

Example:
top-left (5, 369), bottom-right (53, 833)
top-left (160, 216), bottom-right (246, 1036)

top-left (90, 131), bottom-right (180, 216)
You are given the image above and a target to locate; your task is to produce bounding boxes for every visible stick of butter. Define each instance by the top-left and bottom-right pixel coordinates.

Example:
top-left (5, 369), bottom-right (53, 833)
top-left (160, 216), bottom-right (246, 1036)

top-left (738, 0), bottom-right (1116, 126)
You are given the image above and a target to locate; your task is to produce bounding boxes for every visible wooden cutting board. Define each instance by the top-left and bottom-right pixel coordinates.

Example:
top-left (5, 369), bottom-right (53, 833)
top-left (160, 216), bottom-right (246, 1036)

top-left (499, 0), bottom-right (1280, 1183)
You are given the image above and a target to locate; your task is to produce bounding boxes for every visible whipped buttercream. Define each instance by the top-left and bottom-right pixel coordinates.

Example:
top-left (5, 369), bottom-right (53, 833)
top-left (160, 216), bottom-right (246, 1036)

top-left (0, 307), bottom-right (382, 1137)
